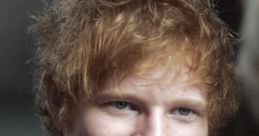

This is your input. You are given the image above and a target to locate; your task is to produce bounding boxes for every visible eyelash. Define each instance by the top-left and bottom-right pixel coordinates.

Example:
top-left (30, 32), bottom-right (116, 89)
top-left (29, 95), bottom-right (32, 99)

top-left (109, 101), bottom-right (137, 111)
top-left (171, 107), bottom-right (196, 116)
top-left (169, 107), bottom-right (200, 123)
top-left (102, 101), bottom-right (139, 114)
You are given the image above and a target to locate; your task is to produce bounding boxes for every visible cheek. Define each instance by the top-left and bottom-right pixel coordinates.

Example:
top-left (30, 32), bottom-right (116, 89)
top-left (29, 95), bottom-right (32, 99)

top-left (81, 112), bottom-right (208, 136)
top-left (81, 108), bottom-right (135, 136)
top-left (168, 119), bottom-right (208, 136)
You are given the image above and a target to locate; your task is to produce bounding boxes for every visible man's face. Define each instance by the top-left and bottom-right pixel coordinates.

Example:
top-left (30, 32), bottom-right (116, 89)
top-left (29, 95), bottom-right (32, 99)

top-left (78, 70), bottom-right (208, 136)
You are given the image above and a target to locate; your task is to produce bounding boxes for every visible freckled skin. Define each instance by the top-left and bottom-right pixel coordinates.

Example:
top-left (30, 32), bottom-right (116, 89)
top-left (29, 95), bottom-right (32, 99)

top-left (79, 73), bottom-right (208, 136)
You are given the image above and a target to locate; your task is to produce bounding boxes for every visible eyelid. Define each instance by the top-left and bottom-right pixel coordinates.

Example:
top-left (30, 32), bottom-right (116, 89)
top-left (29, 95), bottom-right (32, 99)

top-left (171, 107), bottom-right (196, 115)
top-left (99, 99), bottom-right (139, 111)
top-left (95, 94), bottom-right (145, 109)
top-left (167, 100), bottom-right (207, 115)
top-left (169, 102), bottom-right (208, 117)
top-left (99, 101), bottom-right (140, 118)
top-left (168, 107), bottom-right (198, 123)
top-left (105, 101), bottom-right (134, 109)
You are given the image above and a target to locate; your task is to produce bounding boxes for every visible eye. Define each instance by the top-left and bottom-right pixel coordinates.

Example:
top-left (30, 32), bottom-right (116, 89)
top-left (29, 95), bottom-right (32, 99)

top-left (104, 101), bottom-right (137, 112)
top-left (170, 107), bottom-right (198, 122)
top-left (112, 101), bottom-right (133, 110)
top-left (177, 107), bottom-right (193, 116)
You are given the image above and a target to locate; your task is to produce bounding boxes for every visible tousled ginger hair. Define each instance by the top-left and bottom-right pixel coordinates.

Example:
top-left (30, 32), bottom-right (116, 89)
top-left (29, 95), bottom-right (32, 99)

top-left (30, 0), bottom-right (239, 136)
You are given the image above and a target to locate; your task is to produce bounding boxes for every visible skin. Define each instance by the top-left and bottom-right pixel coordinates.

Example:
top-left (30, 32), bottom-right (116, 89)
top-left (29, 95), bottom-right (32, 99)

top-left (78, 71), bottom-right (208, 136)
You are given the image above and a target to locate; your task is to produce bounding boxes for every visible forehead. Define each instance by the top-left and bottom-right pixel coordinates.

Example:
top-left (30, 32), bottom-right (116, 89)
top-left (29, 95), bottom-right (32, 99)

top-left (108, 57), bottom-right (207, 91)
top-left (95, 70), bottom-right (208, 108)
top-left (99, 66), bottom-right (207, 97)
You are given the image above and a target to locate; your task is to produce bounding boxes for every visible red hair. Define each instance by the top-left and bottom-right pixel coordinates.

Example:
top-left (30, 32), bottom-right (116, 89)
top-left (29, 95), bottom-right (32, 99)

top-left (30, 0), bottom-right (240, 135)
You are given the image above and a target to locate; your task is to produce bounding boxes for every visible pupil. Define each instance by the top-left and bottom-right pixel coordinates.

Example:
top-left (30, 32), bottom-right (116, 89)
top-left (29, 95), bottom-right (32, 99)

top-left (115, 102), bottom-right (128, 109)
top-left (178, 108), bottom-right (191, 116)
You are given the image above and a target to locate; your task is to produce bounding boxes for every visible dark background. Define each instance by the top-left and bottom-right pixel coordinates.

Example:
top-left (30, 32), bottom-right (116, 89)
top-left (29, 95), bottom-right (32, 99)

top-left (0, 0), bottom-right (43, 136)
top-left (0, 0), bottom-right (257, 136)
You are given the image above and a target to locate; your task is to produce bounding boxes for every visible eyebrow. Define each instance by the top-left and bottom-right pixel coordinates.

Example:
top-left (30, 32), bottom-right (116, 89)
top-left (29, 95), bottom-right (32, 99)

top-left (94, 91), bottom-right (207, 109)
top-left (167, 98), bottom-right (208, 111)
top-left (94, 92), bottom-right (147, 105)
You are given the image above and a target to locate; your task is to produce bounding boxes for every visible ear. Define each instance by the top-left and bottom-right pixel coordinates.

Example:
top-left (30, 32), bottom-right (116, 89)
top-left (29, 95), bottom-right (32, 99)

top-left (46, 84), bottom-right (64, 128)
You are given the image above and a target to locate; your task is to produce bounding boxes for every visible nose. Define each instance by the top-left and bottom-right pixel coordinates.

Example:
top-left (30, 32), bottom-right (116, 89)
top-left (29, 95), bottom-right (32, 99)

top-left (136, 108), bottom-right (164, 136)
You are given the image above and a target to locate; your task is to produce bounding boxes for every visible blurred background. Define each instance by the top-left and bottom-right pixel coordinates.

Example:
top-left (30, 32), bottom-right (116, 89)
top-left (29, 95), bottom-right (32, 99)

top-left (0, 0), bottom-right (43, 136)
top-left (0, 0), bottom-right (258, 136)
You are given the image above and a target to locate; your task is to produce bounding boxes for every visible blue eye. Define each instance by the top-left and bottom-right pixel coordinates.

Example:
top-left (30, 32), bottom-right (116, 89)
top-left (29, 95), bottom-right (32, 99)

top-left (169, 107), bottom-right (198, 122)
top-left (113, 101), bottom-right (129, 110)
top-left (109, 101), bottom-right (137, 111)
top-left (177, 108), bottom-right (192, 116)
top-left (170, 107), bottom-right (196, 118)
top-left (100, 101), bottom-right (139, 117)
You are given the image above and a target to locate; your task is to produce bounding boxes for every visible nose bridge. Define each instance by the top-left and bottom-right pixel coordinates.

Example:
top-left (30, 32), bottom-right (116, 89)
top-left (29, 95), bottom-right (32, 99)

top-left (143, 108), bottom-right (164, 136)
